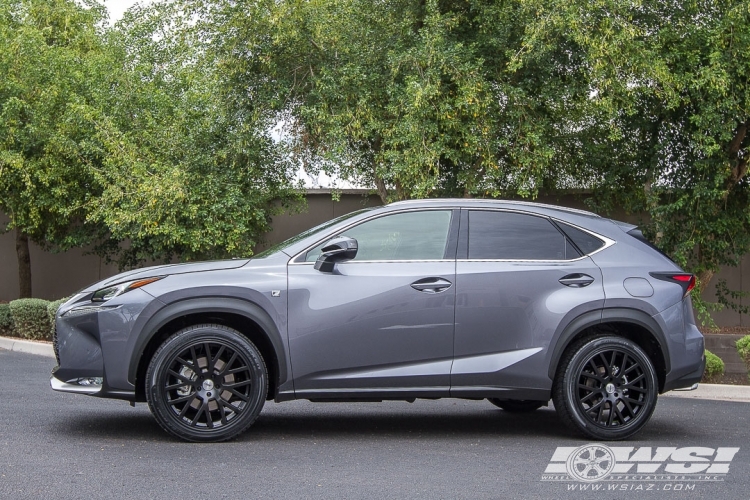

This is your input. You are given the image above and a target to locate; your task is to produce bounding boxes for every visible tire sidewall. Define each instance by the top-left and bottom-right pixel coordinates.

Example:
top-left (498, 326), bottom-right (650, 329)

top-left (146, 326), bottom-right (268, 442)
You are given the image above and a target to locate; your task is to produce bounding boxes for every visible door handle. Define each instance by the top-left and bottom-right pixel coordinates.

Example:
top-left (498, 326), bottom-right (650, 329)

top-left (559, 273), bottom-right (595, 288)
top-left (411, 277), bottom-right (453, 293)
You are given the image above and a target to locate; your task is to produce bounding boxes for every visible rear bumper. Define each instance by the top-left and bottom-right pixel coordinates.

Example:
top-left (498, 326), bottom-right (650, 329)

top-left (663, 350), bottom-right (705, 392)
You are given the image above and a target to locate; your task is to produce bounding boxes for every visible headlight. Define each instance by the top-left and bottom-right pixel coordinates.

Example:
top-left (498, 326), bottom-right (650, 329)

top-left (91, 276), bottom-right (164, 302)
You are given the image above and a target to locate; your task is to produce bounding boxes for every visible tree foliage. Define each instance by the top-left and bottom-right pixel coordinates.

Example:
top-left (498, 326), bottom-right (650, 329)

top-left (85, 2), bottom-right (302, 267)
top-left (0, 0), bottom-right (109, 296)
top-left (201, 0), bottom-right (749, 305)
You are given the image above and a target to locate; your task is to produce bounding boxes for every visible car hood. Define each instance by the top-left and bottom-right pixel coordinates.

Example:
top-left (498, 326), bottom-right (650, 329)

top-left (80, 259), bottom-right (251, 293)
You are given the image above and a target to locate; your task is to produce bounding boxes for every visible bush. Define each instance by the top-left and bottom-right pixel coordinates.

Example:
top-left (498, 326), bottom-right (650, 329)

top-left (702, 350), bottom-right (725, 383)
top-left (737, 335), bottom-right (750, 366)
top-left (9, 298), bottom-right (51, 341)
top-left (0, 303), bottom-right (14, 337)
top-left (46, 297), bottom-right (69, 338)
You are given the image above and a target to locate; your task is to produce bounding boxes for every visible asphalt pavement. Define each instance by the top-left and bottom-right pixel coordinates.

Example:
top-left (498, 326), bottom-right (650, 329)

top-left (0, 348), bottom-right (748, 499)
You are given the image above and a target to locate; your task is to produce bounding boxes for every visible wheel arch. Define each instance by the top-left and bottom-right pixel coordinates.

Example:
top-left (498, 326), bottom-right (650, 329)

top-left (130, 298), bottom-right (287, 402)
top-left (548, 308), bottom-right (670, 392)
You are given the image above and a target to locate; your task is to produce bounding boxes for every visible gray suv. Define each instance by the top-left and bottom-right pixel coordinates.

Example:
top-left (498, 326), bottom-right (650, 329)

top-left (51, 199), bottom-right (705, 442)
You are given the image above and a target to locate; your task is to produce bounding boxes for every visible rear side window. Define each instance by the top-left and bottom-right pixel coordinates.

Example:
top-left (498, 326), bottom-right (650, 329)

top-left (556, 221), bottom-right (605, 255)
top-left (468, 211), bottom-right (579, 260)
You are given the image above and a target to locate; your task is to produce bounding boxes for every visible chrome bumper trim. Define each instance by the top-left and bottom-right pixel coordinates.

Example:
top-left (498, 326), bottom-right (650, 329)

top-left (50, 376), bottom-right (103, 395)
top-left (672, 383), bottom-right (699, 392)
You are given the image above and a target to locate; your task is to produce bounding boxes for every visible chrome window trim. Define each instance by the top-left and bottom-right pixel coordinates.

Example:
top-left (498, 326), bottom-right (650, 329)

top-left (549, 217), bottom-right (616, 257)
top-left (294, 259), bottom-right (455, 266)
top-left (289, 207), bottom-right (457, 265)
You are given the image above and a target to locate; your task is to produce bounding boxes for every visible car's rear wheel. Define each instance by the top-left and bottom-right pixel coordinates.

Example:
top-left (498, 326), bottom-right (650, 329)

top-left (552, 335), bottom-right (658, 440)
top-left (145, 324), bottom-right (267, 442)
top-left (487, 399), bottom-right (545, 412)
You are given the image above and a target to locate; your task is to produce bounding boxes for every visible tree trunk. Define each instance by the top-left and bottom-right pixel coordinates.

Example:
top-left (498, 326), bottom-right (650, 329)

top-left (696, 269), bottom-right (714, 295)
top-left (15, 227), bottom-right (32, 298)
top-left (374, 175), bottom-right (389, 204)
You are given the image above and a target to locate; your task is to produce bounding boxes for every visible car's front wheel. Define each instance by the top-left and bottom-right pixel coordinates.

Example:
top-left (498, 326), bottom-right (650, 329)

top-left (145, 324), bottom-right (268, 442)
top-left (552, 335), bottom-right (658, 440)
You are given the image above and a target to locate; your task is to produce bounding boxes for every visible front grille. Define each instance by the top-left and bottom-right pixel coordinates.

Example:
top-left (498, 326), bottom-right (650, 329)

top-left (52, 324), bottom-right (60, 365)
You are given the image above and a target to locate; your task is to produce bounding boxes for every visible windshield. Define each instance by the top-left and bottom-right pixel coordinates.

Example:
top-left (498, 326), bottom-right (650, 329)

top-left (252, 208), bottom-right (372, 259)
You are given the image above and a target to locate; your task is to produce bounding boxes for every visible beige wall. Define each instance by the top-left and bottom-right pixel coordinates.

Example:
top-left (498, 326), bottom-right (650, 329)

top-left (1, 190), bottom-right (746, 327)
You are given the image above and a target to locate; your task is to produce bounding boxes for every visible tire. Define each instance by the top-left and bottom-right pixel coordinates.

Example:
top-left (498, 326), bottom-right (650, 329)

top-left (552, 335), bottom-right (658, 441)
top-left (487, 399), bottom-right (545, 412)
top-left (145, 324), bottom-right (268, 442)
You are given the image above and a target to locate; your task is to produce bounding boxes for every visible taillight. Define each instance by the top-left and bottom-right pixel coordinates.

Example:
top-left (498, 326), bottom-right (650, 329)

top-left (649, 273), bottom-right (696, 297)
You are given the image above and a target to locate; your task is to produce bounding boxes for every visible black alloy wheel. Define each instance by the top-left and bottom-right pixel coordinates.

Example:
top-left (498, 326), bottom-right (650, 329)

top-left (552, 335), bottom-right (658, 440)
top-left (487, 399), bottom-right (546, 412)
top-left (146, 324), bottom-right (267, 442)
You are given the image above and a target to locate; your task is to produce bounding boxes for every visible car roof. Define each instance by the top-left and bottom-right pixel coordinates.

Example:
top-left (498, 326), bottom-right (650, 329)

top-left (385, 198), bottom-right (601, 218)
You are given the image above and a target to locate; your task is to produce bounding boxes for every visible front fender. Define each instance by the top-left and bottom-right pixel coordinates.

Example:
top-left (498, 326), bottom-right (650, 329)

top-left (124, 288), bottom-right (290, 395)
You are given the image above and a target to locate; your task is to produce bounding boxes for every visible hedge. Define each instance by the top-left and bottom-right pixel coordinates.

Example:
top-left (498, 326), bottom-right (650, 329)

top-left (47, 297), bottom-right (69, 338)
top-left (703, 349), bottom-right (725, 383)
top-left (737, 335), bottom-right (750, 366)
top-left (9, 298), bottom-right (51, 341)
top-left (0, 303), bottom-right (13, 337)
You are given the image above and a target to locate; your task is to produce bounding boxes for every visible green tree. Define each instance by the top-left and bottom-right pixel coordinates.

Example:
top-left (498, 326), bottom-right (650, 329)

top-left (516, 0), bottom-right (750, 310)
top-left (0, 0), bottom-right (108, 297)
top-left (85, 2), bottom-right (302, 267)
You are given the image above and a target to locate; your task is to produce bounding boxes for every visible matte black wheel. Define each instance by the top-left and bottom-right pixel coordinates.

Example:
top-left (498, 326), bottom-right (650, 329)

top-left (552, 335), bottom-right (658, 440)
top-left (487, 399), bottom-right (545, 412)
top-left (145, 325), bottom-right (268, 442)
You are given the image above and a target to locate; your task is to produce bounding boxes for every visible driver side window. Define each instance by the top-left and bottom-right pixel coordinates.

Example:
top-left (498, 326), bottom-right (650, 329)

top-left (305, 210), bottom-right (452, 262)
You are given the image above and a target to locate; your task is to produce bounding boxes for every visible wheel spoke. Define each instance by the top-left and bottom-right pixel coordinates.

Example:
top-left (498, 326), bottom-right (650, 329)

top-left (580, 372), bottom-right (604, 383)
top-left (179, 394), bottom-right (197, 418)
top-left (599, 353), bottom-right (612, 375)
top-left (211, 345), bottom-right (226, 374)
top-left (218, 398), bottom-right (228, 425)
top-left (190, 400), bottom-right (207, 427)
top-left (218, 352), bottom-right (238, 376)
top-left (596, 401), bottom-right (605, 422)
top-left (223, 380), bottom-right (252, 389)
top-left (204, 343), bottom-right (214, 372)
top-left (614, 403), bottom-right (626, 425)
top-left (190, 346), bottom-right (203, 375)
top-left (218, 398), bottom-right (243, 414)
top-left (624, 384), bottom-right (647, 393)
top-left (168, 393), bottom-right (196, 405)
top-left (224, 387), bottom-right (250, 402)
top-left (625, 373), bottom-right (645, 386)
top-left (204, 403), bottom-right (213, 429)
top-left (606, 403), bottom-right (615, 426)
top-left (168, 369), bottom-right (196, 386)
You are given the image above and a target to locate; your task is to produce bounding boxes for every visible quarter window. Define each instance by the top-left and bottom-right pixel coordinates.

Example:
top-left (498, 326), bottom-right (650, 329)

top-left (468, 211), bottom-right (579, 260)
top-left (556, 221), bottom-right (606, 255)
top-left (306, 210), bottom-right (452, 262)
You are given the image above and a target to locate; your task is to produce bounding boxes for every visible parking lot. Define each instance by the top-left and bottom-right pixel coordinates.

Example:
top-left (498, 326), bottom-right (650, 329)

top-left (1, 349), bottom-right (748, 499)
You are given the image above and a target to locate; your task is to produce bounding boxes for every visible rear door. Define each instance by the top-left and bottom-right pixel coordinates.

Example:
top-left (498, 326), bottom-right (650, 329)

top-left (451, 209), bottom-right (605, 398)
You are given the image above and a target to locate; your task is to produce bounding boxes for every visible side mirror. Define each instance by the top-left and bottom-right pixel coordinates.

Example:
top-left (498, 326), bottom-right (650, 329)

top-left (314, 236), bottom-right (358, 273)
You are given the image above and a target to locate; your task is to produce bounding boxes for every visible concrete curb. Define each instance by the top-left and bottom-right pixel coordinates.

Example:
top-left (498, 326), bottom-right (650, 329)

top-left (662, 383), bottom-right (750, 403)
top-left (0, 336), bottom-right (55, 358)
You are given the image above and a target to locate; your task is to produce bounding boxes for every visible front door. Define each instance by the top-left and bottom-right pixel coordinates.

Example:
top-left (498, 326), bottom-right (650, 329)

top-left (288, 209), bottom-right (458, 399)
